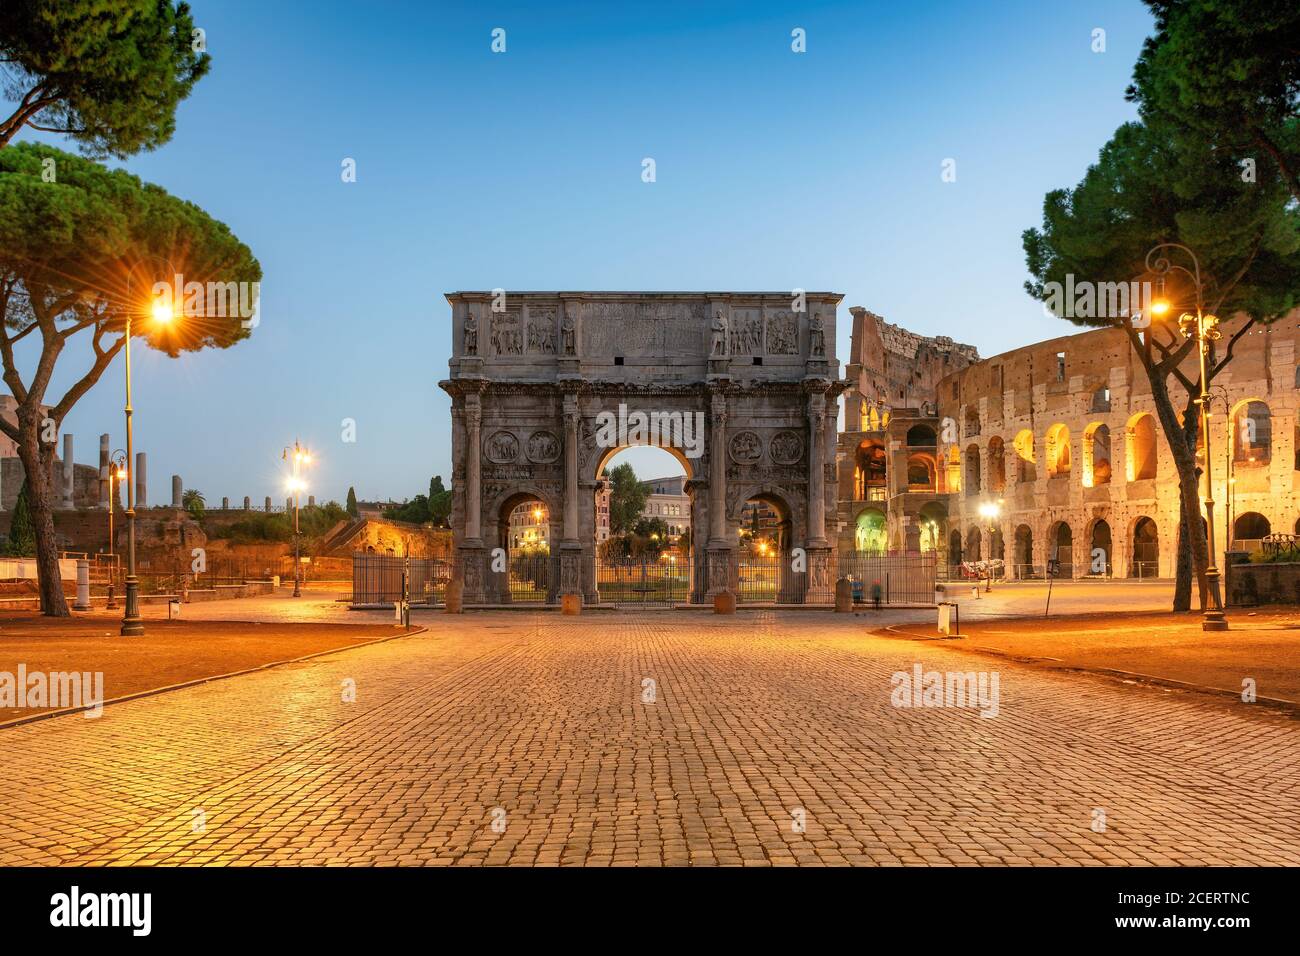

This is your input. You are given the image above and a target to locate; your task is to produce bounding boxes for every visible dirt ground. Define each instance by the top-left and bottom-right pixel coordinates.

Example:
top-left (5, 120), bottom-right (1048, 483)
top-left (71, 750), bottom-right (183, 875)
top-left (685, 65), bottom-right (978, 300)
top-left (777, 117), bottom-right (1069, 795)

top-left (0, 614), bottom-right (408, 722)
top-left (878, 609), bottom-right (1300, 705)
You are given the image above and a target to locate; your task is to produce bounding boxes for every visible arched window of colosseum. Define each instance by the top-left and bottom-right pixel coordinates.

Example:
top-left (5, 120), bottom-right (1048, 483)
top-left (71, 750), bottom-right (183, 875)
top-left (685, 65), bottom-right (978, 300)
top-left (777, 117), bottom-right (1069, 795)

top-left (855, 442), bottom-right (887, 501)
top-left (1126, 414), bottom-right (1158, 481)
top-left (1083, 423), bottom-right (1111, 487)
top-left (1232, 401), bottom-right (1272, 464)
top-left (907, 454), bottom-right (936, 491)
top-left (945, 446), bottom-right (962, 493)
top-left (906, 424), bottom-right (936, 448)
top-left (964, 407), bottom-right (980, 438)
top-left (1233, 512), bottom-right (1270, 545)
top-left (1045, 424), bottom-right (1071, 478)
top-left (1013, 429), bottom-right (1036, 482)
top-left (965, 443), bottom-right (981, 495)
top-left (987, 436), bottom-right (1006, 493)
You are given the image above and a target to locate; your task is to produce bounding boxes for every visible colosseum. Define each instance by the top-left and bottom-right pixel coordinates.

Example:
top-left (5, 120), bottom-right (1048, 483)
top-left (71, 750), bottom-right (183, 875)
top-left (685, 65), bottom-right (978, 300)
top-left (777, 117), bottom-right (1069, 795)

top-left (838, 309), bottom-right (1299, 581)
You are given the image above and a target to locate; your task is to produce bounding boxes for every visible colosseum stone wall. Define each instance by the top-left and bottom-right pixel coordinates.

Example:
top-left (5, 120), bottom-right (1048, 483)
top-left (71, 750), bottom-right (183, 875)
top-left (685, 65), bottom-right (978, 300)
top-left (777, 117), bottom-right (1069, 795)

top-left (936, 313), bottom-right (1299, 579)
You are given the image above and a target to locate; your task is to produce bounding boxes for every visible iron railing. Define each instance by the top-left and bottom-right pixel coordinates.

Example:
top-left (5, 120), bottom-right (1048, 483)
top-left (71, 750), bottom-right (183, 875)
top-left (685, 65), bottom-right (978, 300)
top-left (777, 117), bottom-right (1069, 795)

top-left (596, 557), bottom-right (690, 606)
top-left (352, 554), bottom-right (451, 605)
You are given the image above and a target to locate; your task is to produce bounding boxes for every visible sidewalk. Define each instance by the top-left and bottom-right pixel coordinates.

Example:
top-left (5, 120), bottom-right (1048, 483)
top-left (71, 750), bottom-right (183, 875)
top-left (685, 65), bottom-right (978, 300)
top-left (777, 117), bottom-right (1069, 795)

top-left (877, 608), bottom-right (1300, 705)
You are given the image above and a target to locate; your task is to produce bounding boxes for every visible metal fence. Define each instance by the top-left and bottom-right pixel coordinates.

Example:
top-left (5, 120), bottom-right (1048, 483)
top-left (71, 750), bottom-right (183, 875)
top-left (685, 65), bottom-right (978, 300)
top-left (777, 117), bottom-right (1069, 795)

top-left (732, 551), bottom-right (937, 606)
top-left (838, 552), bottom-right (937, 605)
top-left (596, 557), bottom-right (690, 606)
top-left (504, 551), bottom-right (551, 603)
top-left (352, 554), bottom-right (451, 605)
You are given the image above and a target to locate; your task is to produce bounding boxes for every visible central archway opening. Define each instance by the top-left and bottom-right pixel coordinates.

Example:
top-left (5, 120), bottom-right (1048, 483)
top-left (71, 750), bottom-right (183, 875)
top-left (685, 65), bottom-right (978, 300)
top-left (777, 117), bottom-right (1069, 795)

top-left (497, 493), bottom-right (553, 603)
top-left (594, 445), bottom-right (692, 605)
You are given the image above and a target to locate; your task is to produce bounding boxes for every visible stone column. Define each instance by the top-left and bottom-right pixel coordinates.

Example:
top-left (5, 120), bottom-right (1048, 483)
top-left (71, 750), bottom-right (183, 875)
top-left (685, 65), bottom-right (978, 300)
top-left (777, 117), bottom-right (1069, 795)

top-left (805, 389), bottom-right (832, 596)
top-left (62, 433), bottom-right (74, 508)
top-left (459, 394), bottom-right (487, 604)
top-left (243, 496), bottom-right (250, 510)
top-left (705, 392), bottom-right (732, 596)
top-left (222, 496), bottom-right (230, 510)
top-left (464, 396), bottom-right (482, 544)
top-left (559, 394), bottom-right (582, 601)
top-left (807, 391), bottom-right (828, 546)
top-left (135, 452), bottom-right (147, 507)
top-left (99, 434), bottom-right (110, 509)
top-left (264, 496), bottom-right (272, 512)
top-left (171, 475), bottom-right (182, 508)
top-left (308, 495), bottom-right (315, 508)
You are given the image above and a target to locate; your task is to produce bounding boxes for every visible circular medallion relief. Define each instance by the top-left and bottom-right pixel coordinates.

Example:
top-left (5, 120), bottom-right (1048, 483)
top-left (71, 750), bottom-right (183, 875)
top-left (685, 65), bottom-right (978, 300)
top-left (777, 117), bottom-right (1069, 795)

top-left (526, 430), bottom-right (561, 463)
top-left (484, 431), bottom-right (520, 463)
top-left (728, 431), bottom-right (763, 465)
top-left (769, 430), bottom-right (804, 465)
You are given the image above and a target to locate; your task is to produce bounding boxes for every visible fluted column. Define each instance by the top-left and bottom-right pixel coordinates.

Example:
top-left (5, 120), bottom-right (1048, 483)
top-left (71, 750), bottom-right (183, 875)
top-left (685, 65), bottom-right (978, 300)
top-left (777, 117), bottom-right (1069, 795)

top-left (709, 394), bottom-right (727, 543)
top-left (563, 395), bottom-right (579, 542)
top-left (464, 396), bottom-right (482, 544)
top-left (807, 391), bottom-right (827, 546)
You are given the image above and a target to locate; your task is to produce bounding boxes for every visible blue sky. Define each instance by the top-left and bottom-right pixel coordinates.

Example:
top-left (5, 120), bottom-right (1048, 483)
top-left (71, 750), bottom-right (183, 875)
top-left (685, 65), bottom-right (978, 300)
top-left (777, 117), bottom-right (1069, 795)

top-left (14, 0), bottom-right (1153, 503)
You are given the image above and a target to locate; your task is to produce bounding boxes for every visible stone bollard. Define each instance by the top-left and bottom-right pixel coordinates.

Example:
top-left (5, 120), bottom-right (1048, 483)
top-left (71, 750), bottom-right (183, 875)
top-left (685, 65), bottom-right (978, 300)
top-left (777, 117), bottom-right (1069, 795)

top-left (74, 559), bottom-right (91, 610)
top-left (444, 578), bottom-right (464, 613)
top-left (561, 592), bottom-right (582, 615)
top-left (834, 577), bottom-right (853, 613)
top-left (713, 589), bottom-right (736, 615)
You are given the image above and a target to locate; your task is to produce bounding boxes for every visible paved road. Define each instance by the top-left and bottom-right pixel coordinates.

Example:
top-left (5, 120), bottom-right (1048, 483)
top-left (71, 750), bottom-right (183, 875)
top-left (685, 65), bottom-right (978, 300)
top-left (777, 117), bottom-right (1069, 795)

top-left (3, 610), bottom-right (1295, 866)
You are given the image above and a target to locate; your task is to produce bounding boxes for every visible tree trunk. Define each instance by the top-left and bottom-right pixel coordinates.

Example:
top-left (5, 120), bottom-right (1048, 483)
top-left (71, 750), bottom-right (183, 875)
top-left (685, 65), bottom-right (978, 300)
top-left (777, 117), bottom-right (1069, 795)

top-left (1173, 495), bottom-right (1192, 611)
top-left (15, 413), bottom-right (70, 617)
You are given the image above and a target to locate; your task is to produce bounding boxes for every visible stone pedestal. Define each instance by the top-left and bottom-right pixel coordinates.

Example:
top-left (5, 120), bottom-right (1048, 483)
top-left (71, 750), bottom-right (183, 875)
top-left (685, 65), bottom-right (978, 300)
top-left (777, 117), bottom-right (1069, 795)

top-left (561, 592), bottom-right (582, 615)
top-left (807, 546), bottom-right (832, 599)
top-left (706, 546), bottom-right (733, 599)
top-left (713, 589), bottom-right (736, 614)
top-left (444, 578), bottom-right (464, 613)
top-left (834, 576), bottom-right (853, 612)
top-left (459, 547), bottom-right (487, 605)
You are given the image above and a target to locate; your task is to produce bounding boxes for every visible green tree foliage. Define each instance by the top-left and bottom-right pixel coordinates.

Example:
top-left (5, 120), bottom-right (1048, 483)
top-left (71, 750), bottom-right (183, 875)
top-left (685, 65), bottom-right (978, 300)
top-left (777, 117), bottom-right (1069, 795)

top-left (605, 463), bottom-right (648, 537)
top-left (346, 486), bottom-right (358, 518)
top-left (384, 495), bottom-right (430, 524)
top-left (181, 488), bottom-right (204, 520)
top-left (5, 481), bottom-right (34, 556)
top-left (428, 475), bottom-right (451, 528)
top-left (0, 142), bottom-right (260, 615)
top-left (0, 0), bottom-right (211, 156)
top-left (1127, 0), bottom-right (1300, 204)
top-left (1023, 119), bottom-right (1300, 609)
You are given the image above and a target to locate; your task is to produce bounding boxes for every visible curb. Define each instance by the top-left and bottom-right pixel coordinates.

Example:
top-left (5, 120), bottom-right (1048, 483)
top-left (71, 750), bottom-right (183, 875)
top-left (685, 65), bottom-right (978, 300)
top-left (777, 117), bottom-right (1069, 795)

top-left (875, 623), bottom-right (1299, 714)
top-left (0, 624), bottom-right (428, 731)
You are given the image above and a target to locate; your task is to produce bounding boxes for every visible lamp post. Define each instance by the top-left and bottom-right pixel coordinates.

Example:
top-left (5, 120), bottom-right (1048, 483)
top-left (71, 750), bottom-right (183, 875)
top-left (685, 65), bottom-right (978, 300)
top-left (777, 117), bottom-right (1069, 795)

top-left (282, 440), bottom-right (312, 597)
top-left (977, 499), bottom-right (1002, 592)
top-left (1144, 242), bottom-right (1228, 631)
top-left (120, 279), bottom-right (177, 636)
top-left (106, 450), bottom-right (127, 610)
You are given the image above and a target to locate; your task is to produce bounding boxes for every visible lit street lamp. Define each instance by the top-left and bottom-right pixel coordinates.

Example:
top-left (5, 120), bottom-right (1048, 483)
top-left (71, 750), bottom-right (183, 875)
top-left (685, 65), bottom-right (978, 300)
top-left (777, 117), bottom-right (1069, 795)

top-left (1144, 242), bottom-right (1228, 631)
top-left (121, 268), bottom-right (178, 637)
top-left (106, 450), bottom-right (126, 609)
top-left (282, 440), bottom-right (312, 597)
top-left (976, 499), bottom-right (1002, 592)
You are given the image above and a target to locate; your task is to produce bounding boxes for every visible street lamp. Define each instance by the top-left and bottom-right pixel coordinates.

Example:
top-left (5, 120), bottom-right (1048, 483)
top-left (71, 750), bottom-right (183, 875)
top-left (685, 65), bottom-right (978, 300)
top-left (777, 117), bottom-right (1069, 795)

top-left (1144, 242), bottom-right (1228, 631)
top-left (106, 450), bottom-right (127, 609)
top-left (977, 499), bottom-right (1002, 592)
top-left (120, 267), bottom-right (178, 636)
top-left (282, 440), bottom-right (312, 597)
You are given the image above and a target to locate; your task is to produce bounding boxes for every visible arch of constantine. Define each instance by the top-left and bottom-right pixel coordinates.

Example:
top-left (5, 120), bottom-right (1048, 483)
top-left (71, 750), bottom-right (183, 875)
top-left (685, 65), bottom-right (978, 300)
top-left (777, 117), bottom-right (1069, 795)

top-left (440, 292), bottom-right (844, 605)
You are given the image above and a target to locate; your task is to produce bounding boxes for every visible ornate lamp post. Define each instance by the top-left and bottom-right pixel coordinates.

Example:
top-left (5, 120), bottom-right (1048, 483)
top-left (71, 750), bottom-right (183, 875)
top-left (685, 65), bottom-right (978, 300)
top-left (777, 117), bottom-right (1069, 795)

top-left (977, 499), bottom-right (1002, 592)
top-left (120, 280), bottom-right (178, 636)
top-left (106, 450), bottom-right (127, 610)
top-left (282, 440), bottom-right (312, 597)
top-left (1145, 242), bottom-right (1228, 631)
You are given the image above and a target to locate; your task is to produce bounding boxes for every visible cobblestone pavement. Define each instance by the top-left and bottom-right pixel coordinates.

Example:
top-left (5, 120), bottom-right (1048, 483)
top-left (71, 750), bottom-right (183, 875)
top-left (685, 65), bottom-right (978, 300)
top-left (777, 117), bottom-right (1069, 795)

top-left (3, 612), bottom-right (1296, 866)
